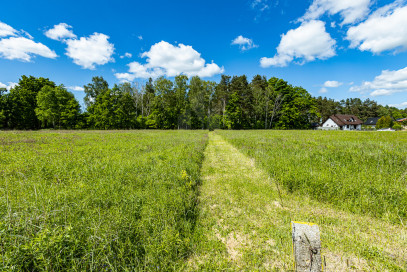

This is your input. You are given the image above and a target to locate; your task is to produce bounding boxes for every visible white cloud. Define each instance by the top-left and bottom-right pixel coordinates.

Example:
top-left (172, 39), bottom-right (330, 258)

top-left (389, 101), bottom-right (407, 108)
top-left (0, 37), bottom-right (57, 61)
top-left (231, 35), bottom-right (258, 51)
top-left (21, 30), bottom-right (33, 40)
top-left (260, 20), bottom-right (336, 67)
top-left (120, 52), bottom-right (132, 59)
top-left (65, 33), bottom-right (115, 69)
top-left (319, 87), bottom-right (328, 93)
top-left (45, 23), bottom-right (76, 41)
top-left (346, 3), bottom-right (407, 54)
top-left (115, 62), bottom-right (164, 81)
top-left (324, 80), bottom-right (343, 87)
top-left (115, 41), bottom-right (224, 80)
top-left (0, 82), bottom-right (18, 91)
top-left (0, 21), bottom-right (56, 62)
top-left (68, 86), bottom-right (84, 91)
top-left (350, 66), bottom-right (407, 96)
top-left (300, 0), bottom-right (371, 25)
top-left (0, 21), bottom-right (17, 37)
top-left (138, 35), bottom-right (143, 40)
top-left (251, 0), bottom-right (269, 11)
top-left (43, 23), bottom-right (115, 69)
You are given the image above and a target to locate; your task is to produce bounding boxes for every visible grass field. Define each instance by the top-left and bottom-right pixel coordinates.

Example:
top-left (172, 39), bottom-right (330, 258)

top-left (0, 131), bottom-right (207, 271)
top-left (218, 130), bottom-right (407, 224)
top-left (187, 132), bottom-right (407, 271)
top-left (1, 130), bottom-right (406, 271)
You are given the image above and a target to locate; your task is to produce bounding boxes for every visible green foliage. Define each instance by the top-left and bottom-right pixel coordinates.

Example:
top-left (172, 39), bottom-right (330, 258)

top-left (314, 97), bottom-right (407, 124)
top-left (6, 76), bottom-right (56, 129)
top-left (0, 88), bottom-right (6, 128)
top-left (3, 74), bottom-right (406, 131)
top-left (392, 123), bottom-right (402, 130)
top-left (225, 75), bottom-right (251, 129)
top-left (36, 85), bottom-right (81, 129)
top-left (0, 131), bottom-right (208, 271)
top-left (218, 130), bottom-right (407, 224)
top-left (83, 76), bottom-right (109, 108)
top-left (376, 116), bottom-right (393, 129)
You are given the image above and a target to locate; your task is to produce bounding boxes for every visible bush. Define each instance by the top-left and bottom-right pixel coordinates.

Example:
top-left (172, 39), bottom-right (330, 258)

top-left (393, 123), bottom-right (402, 130)
top-left (376, 116), bottom-right (393, 129)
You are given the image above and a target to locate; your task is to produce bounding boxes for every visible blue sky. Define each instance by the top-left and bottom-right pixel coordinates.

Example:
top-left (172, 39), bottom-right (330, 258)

top-left (1, 0), bottom-right (407, 109)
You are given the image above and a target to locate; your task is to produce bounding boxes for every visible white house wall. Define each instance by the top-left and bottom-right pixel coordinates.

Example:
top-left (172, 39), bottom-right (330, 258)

top-left (321, 118), bottom-right (362, 130)
top-left (322, 118), bottom-right (339, 129)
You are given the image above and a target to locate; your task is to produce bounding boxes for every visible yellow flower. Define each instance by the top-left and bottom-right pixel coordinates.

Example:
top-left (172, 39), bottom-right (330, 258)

top-left (181, 170), bottom-right (188, 180)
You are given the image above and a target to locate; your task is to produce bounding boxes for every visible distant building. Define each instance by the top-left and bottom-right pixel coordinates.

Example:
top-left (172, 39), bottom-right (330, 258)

top-left (364, 117), bottom-right (380, 128)
top-left (320, 114), bottom-right (363, 130)
top-left (397, 118), bottom-right (407, 129)
top-left (311, 122), bottom-right (320, 130)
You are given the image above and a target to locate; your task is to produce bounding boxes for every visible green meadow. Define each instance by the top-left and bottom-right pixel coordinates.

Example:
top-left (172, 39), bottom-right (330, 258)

top-left (0, 131), bottom-right (207, 271)
top-left (218, 130), bottom-right (407, 223)
top-left (1, 130), bottom-right (406, 271)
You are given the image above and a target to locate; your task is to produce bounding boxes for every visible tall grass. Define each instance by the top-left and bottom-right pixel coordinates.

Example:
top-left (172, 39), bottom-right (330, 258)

top-left (0, 130), bottom-right (207, 271)
top-left (218, 130), bottom-right (407, 223)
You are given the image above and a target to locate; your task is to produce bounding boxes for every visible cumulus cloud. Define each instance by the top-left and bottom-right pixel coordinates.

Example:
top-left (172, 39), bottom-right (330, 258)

top-left (389, 101), bottom-right (407, 108)
top-left (65, 33), bottom-right (115, 69)
top-left (0, 82), bottom-right (18, 91)
top-left (260, 20), bottom-right (336, 67)
top-left (0, 37), bottom-right (57, 61)
top-left (120, 52), bottom-right (132, 59)
top-left (68, 86), bottom-right (84, 91)
top-left (0, 21), bottom-right (18, 37)
top-left (231, 35), bottom-right (258, 51)
top-left (324, 80), bottom-right (343, 87)
top-left (115, 41), bottom-right (224, 81)
top-left (300, 0), bottom-right (371, 25)
top-left (45, 23), bottom-right (76, 41)
top-left (350, 66), bottom-right (407, 96)
top-left (346, 3), bottom-right (407, 54)
top-left (319, 87), bottom-right (328, 93)
top-left (319, 80), bottom-right (343, 93)
top-left (0, 21), bottom-right (57, 62)
top-left (43, 23), bottom-right (115, 69)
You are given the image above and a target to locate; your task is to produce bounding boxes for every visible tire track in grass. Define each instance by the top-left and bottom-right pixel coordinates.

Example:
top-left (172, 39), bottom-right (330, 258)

top-left (185, 132), bottom-right (407, 271)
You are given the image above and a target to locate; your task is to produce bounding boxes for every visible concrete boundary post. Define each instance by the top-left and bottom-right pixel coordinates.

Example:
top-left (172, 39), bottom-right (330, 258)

top-left (291, 221), bottom-right (322, 272)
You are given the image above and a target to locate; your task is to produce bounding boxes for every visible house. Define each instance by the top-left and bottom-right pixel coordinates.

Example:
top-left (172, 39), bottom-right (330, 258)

top-left (397, 118), bottom-right (407, 129)
top-left (364, 117), bottom-right (381, 128)
top-left (320, 114), bottom-right (363, 130)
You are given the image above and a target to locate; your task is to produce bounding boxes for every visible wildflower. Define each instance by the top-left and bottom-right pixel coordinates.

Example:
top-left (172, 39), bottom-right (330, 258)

top-left (181, 170), bottom-right (188, 180)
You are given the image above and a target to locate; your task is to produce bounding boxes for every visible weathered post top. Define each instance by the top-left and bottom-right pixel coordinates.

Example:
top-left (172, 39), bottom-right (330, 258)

top-left (291, 221), bottom-right (322, 272)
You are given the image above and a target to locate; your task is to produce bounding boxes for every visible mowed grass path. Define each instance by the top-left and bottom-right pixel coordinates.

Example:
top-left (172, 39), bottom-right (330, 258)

top-left (186, 133), bottom-right (407, 271)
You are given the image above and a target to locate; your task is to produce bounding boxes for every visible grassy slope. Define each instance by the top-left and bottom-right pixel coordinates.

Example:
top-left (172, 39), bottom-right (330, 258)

top-left (0, 130), bottom-right (207, 271)
top-left (186, 132), bottom-right (406, 271)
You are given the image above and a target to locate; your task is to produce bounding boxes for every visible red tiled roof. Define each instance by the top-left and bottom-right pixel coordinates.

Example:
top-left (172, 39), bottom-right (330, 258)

top-left (329, 114), bottom-right (363, 126)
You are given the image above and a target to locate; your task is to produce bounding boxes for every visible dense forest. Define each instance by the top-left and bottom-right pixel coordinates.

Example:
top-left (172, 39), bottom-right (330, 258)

top-left (0, 75), bottom-right (406, 130)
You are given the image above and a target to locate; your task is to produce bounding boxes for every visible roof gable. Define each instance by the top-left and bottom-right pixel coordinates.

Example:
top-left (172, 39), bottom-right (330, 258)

top-left (328, 114), bottom-right (363, 126)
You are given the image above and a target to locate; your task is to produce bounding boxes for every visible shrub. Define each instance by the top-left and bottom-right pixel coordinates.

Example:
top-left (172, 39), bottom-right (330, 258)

top-left (376, 116), bottom-right (393, 129)
top-left (393, 123), bottom-right (402, 130)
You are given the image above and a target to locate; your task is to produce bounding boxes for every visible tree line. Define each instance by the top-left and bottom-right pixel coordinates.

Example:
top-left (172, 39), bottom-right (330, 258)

top-left (0, 75), bottom-right (406, 130)
top-left (315, 96), bottom-right (407, 123)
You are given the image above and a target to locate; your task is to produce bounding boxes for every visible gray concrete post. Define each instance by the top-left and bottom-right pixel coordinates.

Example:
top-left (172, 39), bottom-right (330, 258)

top-left (291, 221), bottom-right (322, 272)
